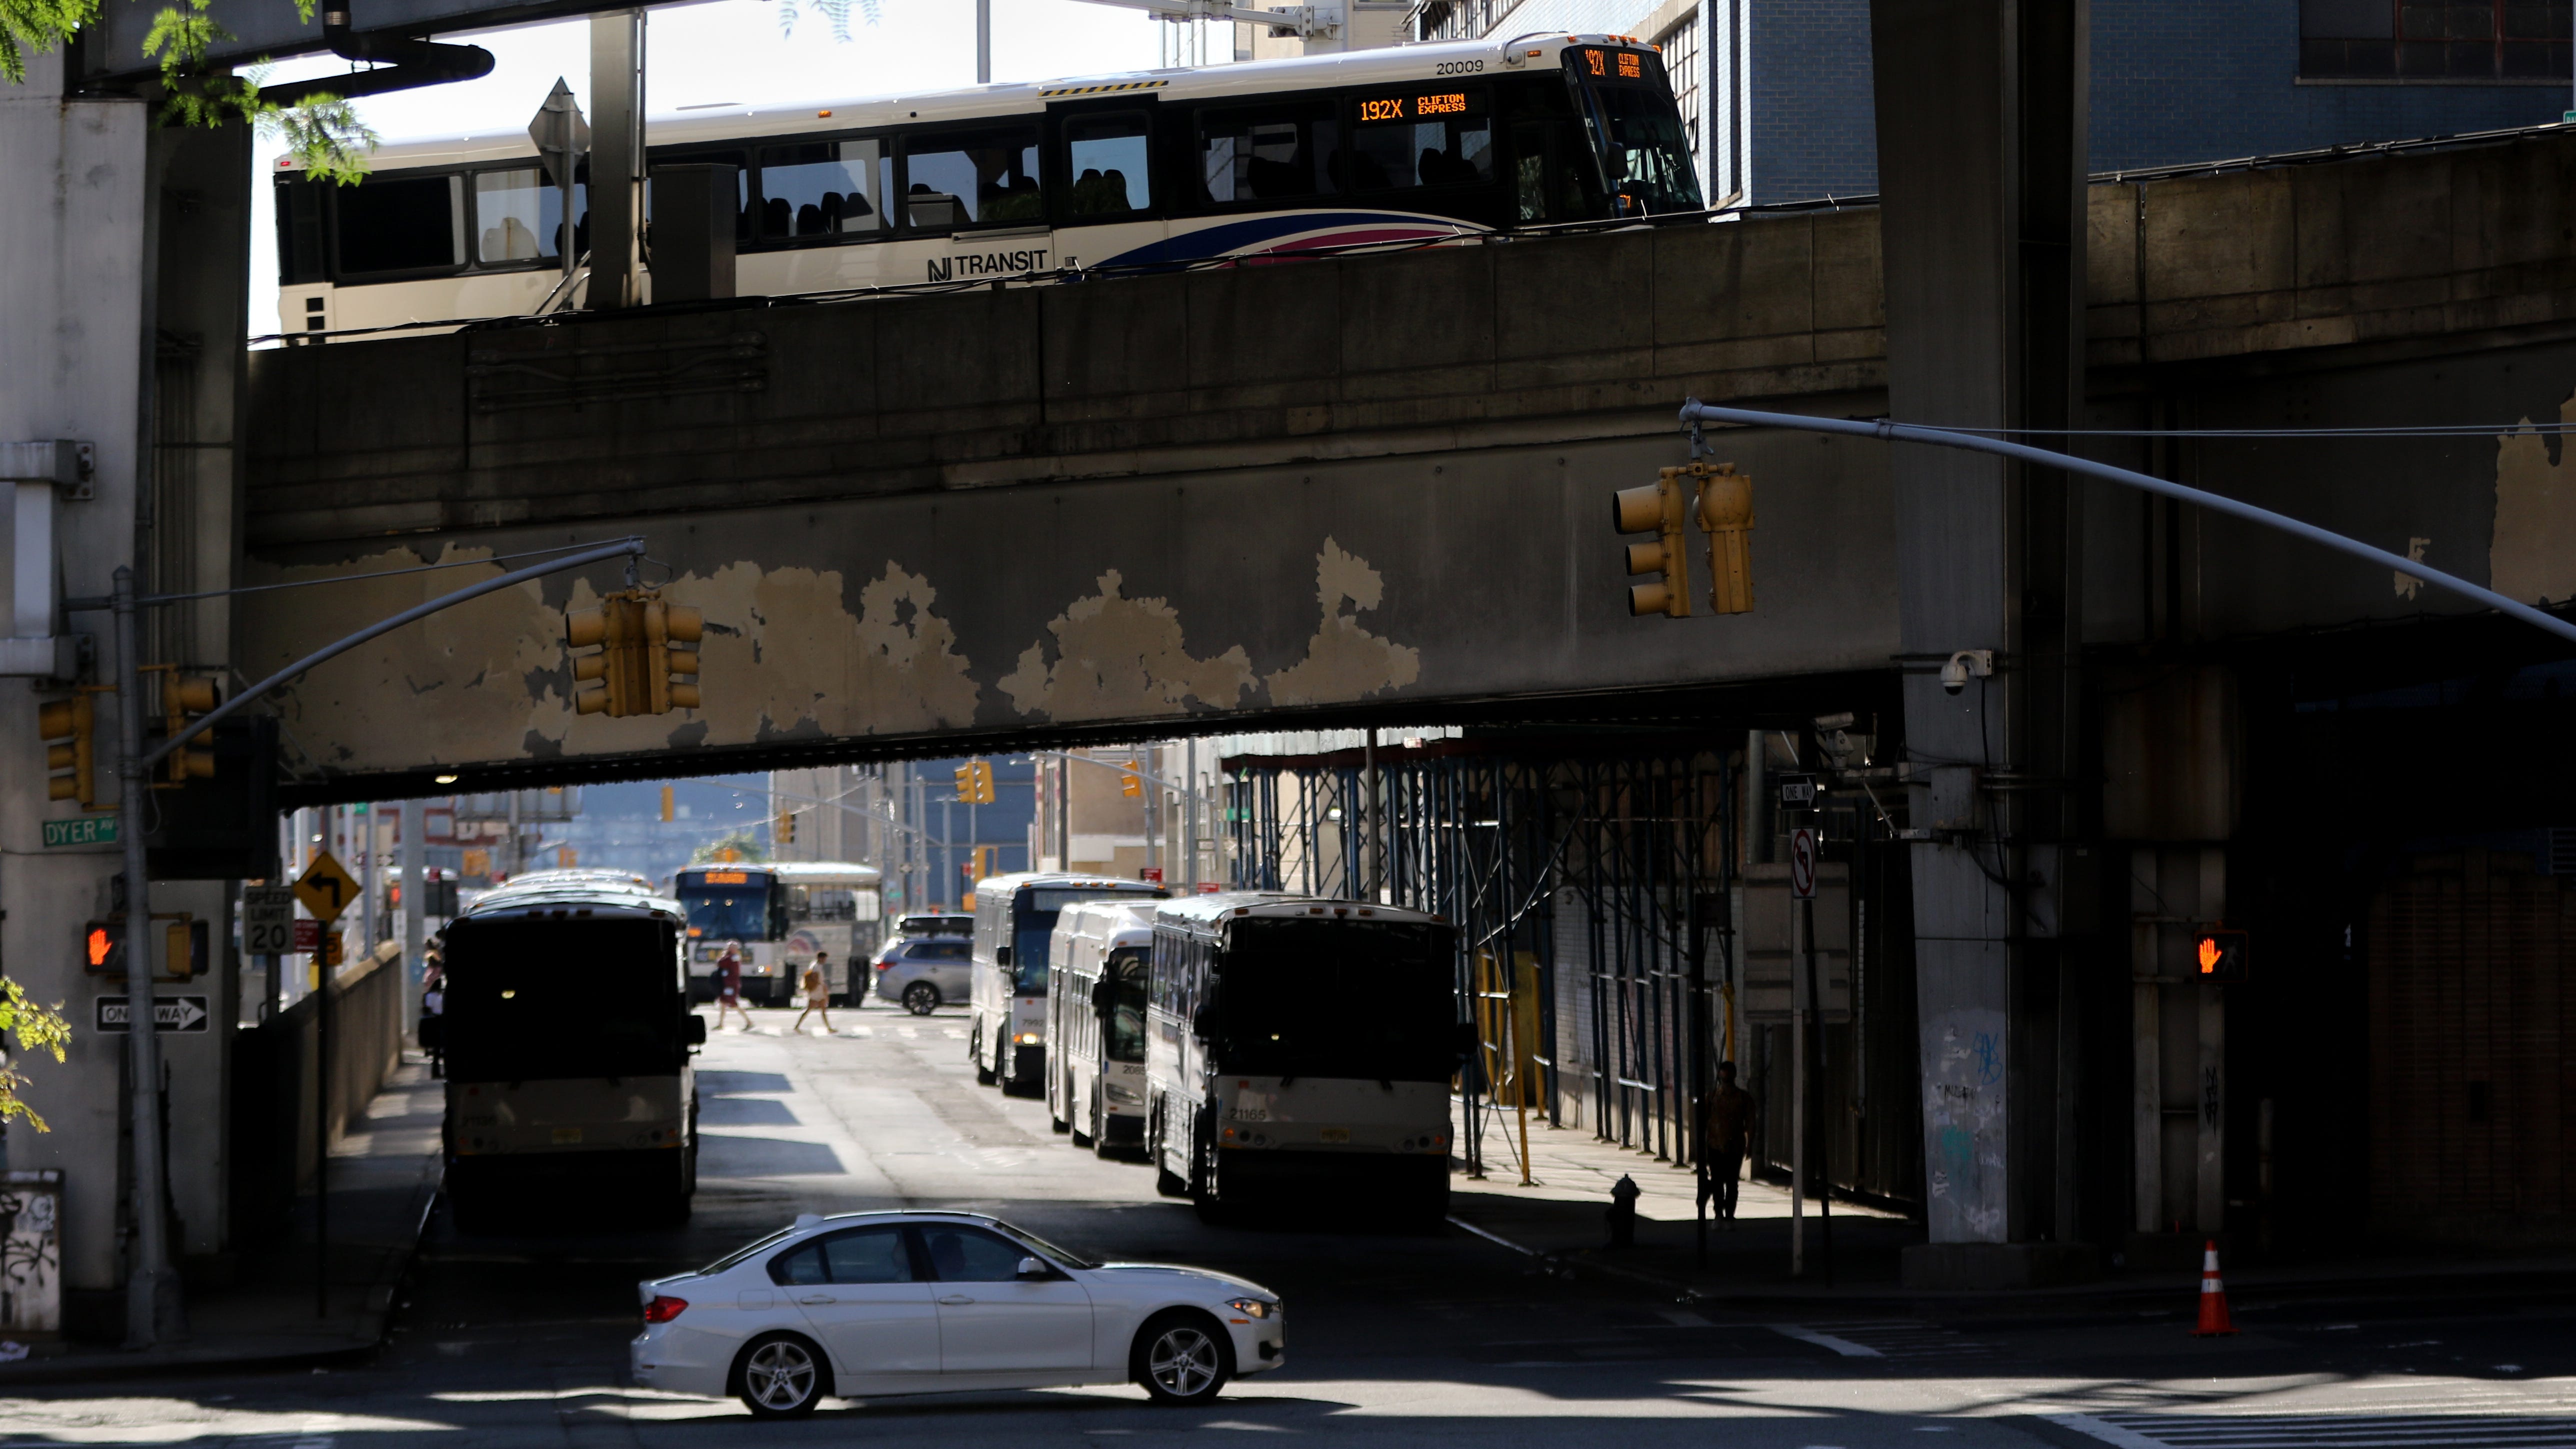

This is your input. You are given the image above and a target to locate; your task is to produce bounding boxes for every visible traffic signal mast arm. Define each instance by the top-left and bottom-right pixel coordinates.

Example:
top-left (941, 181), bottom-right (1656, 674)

top-left (1676, 399), bottom-right (2576, 648)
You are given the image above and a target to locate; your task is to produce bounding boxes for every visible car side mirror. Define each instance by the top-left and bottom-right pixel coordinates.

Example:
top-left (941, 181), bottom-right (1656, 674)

top-left (1016, 1256), bottom-right (1050, 1279)
top-left (996, 945), bottom-right (1013, 966)
top-left (686, 1014), bottom-right (708, 1046)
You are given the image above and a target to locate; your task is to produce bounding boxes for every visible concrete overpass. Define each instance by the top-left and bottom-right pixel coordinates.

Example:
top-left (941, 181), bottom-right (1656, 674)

top-left (240, 125), bottom-right (2576, 796)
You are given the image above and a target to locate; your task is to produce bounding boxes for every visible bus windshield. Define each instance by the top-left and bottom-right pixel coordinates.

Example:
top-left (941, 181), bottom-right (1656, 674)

top-left (678, 881), bottom-right (773, 942)
top-left (1013, 887), bottom-right (1161, 993)
top-left (1105, 948), bottom-right (1148, 1062)
top-left (443, 917), bottom-right (684, 1080)
top-left (1214, 918), bottom-right (1456, 1081)
top-left (1564, 46), bottom-right (1702, 216)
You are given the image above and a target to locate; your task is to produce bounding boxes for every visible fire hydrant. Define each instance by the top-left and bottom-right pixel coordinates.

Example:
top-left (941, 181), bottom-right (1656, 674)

top-left (1606, 1174), bottom-right (1642, 1248)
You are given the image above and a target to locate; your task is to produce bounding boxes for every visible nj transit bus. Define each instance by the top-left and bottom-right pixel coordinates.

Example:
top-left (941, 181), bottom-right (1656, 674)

top-left (970, 873), bottom-right (1168, 1096)
top-left (268, 34), bottom-right (1702, 339)
top-left (438, 870), bottom-right (706, 1232)
top-left (1146, 894), bottom-right (1460, 1224)
top-left (670, 862), bottom-right (882, 1005)
top-left (1045, 900), bottom-right (1159, 1155)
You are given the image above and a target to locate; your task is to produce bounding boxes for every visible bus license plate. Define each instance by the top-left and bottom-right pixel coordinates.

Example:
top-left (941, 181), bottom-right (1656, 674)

top-left (552, 1127), bottom-right (584, 1144)
top-left (1318, 1128), bottom-right (1350, 1144)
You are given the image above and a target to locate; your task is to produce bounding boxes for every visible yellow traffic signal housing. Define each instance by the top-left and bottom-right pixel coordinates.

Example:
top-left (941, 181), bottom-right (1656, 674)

top-left (1694, 462), bottom-right (1755, 615)
top-left (148, 668), bottom-right (220, 786)
top-left (660, 785), bottom-right (676, 822)
top-left (777, 810), bottom-right (798, 844)
top-left (954, 763), bottom-right (974, 798)
top-left (1120, 761), bottom-right (1144, 798)
top-left (40, 692), bottom-right (99, 808)
top-left (968, 844), bottom-right (998, 882)
top-left (567, 590), bottom-right (705, 717)
top-left (1612, 472), bottom-right (1692, 618)
top-left (964, 760), bottom-right (996, 804)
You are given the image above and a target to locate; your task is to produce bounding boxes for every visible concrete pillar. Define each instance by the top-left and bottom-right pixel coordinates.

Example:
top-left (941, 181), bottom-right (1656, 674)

top-left (586, 10), bottom-right (646, 310)
top-left (1873, 0), bottom-right (2094, 1288)
top-left (0, 56), bottom-right (151, 1326)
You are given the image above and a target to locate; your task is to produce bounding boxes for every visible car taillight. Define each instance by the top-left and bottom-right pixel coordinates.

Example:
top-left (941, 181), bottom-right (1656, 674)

top-left (644, 1294), bottom-right (688, 1323)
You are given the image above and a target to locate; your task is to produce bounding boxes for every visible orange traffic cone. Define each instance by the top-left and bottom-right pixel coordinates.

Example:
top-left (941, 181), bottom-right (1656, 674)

top-left (2192, 1238), bottom-right (2236, 1336)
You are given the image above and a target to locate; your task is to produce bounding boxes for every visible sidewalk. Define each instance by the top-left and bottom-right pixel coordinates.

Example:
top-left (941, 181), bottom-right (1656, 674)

top-left (1442, 1098), bottom-right (2576, 1316)
top-left (0, 1056), bottom-right (443, 1384)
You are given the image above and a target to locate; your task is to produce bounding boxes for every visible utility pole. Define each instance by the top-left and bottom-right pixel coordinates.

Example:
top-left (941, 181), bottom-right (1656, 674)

top-left (112, 567), bottom-right (178, 1346)
top-left (975, 0), bottom-right (992, 82)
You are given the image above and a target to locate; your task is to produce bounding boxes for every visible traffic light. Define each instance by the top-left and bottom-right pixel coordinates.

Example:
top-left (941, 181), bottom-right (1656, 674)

top-left (660, 785), bottom-right (675, 822)
top-left (1612, 470), bottom-right (1692, 618)
top-left (39, 692), bottom-right (98, 808)
top-left (2196, 928), bottom-right (2250, 983)
top-left (954, 759), bottom-right (995, 804)
top-left (566, 590), bottom-right (704, 718)
top-left (1120, 761), bottom-right (1144, 798)
top-left (777, 810), bottom-right (798, 844)
top-left (155, 670), bottom-right (220, 786)
top-left (966, 844), bottom-right (998, 882)
top-left (166, 918), bottom-right (209, 980)
top-left (1696, 462), bottom-right (1755, 615)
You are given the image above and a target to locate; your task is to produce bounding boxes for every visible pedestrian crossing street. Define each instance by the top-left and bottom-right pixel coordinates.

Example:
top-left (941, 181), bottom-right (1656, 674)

top-left (2056, 1410), bottom-right (2576, 1449)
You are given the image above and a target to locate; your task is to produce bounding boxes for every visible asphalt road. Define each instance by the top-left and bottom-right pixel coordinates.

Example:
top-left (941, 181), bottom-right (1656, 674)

top-left (10, 998), bottom-right (2576, 1448)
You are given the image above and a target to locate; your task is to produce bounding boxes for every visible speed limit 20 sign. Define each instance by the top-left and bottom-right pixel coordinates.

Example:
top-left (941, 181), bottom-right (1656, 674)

top-left (242, 885), bottom-right (294, 956)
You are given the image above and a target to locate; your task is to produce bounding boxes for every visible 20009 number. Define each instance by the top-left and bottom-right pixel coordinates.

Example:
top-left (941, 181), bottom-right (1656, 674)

top-left (1434, 59), bottom-right (1484, 74)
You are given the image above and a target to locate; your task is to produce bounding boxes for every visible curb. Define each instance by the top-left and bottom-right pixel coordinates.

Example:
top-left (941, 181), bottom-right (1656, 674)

top-left (0, 1159), bottom-right (442, 1388)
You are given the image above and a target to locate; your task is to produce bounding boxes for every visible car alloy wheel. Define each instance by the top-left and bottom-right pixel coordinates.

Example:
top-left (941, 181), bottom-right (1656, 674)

top-left (1135, 1312), bottom-right (1228, 1404)
top-left (736, 1332), bottom-right (826, 1418)
top-left (903, 982), bottom-right (939, 1015)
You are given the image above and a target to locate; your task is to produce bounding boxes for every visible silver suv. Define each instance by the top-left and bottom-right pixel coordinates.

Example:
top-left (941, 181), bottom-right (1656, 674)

top-left (872, 936), bottom-right (972, 1014)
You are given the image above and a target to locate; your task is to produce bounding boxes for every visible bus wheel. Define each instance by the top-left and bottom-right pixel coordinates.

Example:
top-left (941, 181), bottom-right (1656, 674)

top-left (974, 1028), bottom-right (997, 1086)
top-left (1070, 1086), bottom-right (1094, 1148)
top-left (1050, 1076), bottom-right (1072, 1134)
top-left (1151, 1116), bottom-right (1190, 1198)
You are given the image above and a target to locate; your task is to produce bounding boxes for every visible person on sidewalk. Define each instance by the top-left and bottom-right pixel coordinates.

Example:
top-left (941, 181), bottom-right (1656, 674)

top-left (714, 942), bottom-right (751, 1032)
top-left (1696, 1060), bottom-right (1755, 1226)
top-left (420, 959), bottom-right (447, 1080)
top-left (791, 951), bottom-right (834, 1035)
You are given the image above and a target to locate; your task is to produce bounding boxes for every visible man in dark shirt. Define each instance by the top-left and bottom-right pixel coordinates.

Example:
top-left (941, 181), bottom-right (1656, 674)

top-left (1696, 1060), bottom-right (1756, 1224)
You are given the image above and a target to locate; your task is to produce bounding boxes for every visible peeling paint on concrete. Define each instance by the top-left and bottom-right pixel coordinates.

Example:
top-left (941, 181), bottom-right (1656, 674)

top-left (999, 569), bottom-right (1252, 722)
top-left (1264, 538), bottom-right (1422, 708)
top-left (2494, 396), bottom-right (2576, 604)
top-left (239, 550), bottom-right (978, 774)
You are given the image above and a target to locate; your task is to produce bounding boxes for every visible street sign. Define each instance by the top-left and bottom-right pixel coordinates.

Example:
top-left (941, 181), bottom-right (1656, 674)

top-left (528, 79), bottom-right (592, 187)
top-left (94, 996), bottom-right (210, 1033)
top-left (293, 918), bottom-right (321, 952)
top-left (296, 850), bottom-right (359, 920)
top-left (1140, 867), bottom-right (1165, 884)
top-left (41, 816), bottom-right (115, 849)
top-left (242, 886), bottom-right (294, 956)
top-left (1777, 774), bottom-right (1820, 810)
top-left (1788, 828), bottom-right (1818, 900)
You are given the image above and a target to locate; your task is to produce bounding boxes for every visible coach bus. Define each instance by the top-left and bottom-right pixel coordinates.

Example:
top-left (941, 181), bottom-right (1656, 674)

top-left (670, 862), bottom-right (882, 1005)
top-left (438, 870), bottom-right (706, 1232)
top-left (269, 33), bottom-right (1702, 338)
top-left (970, 872), bottom-right (1168, 1096)
top-left (1146, 894), bottom-right (1460, 1225)
top-left (1045, 899), bottom-right (1158, 1154)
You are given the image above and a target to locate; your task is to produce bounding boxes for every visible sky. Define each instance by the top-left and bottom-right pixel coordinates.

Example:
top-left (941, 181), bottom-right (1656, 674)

top-left (248, 0), bottom-right (1196, 336)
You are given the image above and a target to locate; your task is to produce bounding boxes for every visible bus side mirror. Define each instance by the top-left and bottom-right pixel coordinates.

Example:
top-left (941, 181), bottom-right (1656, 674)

top-left (686, 1014), bottom-right (708, 1046)
top-left (996, 945), bottom-right (1012, 966)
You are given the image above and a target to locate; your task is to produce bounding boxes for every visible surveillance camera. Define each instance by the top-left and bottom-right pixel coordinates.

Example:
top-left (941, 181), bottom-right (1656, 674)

top-left (1940, 649), bottom-right (1994, 696)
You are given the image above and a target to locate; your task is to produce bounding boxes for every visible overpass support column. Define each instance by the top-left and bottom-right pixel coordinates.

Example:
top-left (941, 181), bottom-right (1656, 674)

top-left (586, 9), bottom-right (646, 310)
top-left (1871, 0), bottom-right (2096, 1288)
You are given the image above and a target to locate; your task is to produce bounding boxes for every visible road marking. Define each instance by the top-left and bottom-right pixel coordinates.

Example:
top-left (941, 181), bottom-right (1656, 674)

top-left (2054, 1412), bottom-right (2576, 1449)
top-left (1786, 1320), bottom-right (1994, 1359)
top-left (943, 1028), bottom-right (966, 1038)
top-left (1770, 1324), bottom-right (1884, 1357)
top-left (898, 1026), bottom-right (919, 1038)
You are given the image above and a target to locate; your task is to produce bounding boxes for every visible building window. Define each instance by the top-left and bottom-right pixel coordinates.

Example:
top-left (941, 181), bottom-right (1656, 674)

top-left (2302, 0), bottom-right (2572, 80)
top-left (1656, 8), bottom-right (1706, 198)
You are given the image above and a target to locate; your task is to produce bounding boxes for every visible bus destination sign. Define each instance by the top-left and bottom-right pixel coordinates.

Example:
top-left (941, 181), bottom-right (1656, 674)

top-left (1356, 92), bottom-right (1470, 122)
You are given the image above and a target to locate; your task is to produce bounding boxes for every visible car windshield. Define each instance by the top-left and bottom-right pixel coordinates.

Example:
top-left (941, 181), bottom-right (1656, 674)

top-left (442, 916), bottom-right (683, 1080)
top-left (989, 1220), bottom-right (1102, 1270)
top-left (1214, 918), bottom-right (1456, 1081)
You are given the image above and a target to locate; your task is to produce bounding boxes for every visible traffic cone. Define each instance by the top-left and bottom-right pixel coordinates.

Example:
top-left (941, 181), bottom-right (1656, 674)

top-left (2191, 1238), bottom-right (2236, 1336)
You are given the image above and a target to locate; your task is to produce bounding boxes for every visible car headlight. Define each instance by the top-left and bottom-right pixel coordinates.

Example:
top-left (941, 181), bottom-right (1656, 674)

top-left (1104, 1081), bottom-right (1144, 1104)
top-left (1224, 1296), bottom-right (1276, 1320)
top-left (1016, 1032), bottom-right (1043, 1045)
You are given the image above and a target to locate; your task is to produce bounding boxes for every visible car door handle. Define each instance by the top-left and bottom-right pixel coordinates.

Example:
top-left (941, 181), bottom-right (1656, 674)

top-left (798, 1294), bottom-right (836, 1305)
top-left (938, 1294), bottom-right (976, 1306)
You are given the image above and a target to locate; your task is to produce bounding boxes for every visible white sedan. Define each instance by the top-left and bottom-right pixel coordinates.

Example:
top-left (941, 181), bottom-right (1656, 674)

top-left (630, 1210), bottom-right (1285, 1416)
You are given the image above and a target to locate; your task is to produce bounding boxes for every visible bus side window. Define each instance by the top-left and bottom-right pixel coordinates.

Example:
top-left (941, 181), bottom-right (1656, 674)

top-left (472, 168), bottom-right (580, 266)
top-left (276, 178), bottom-right (328, 284)
top-left (332, 172), bottom-right (467, 277)
top-left (1196, 104), bottom-right (1335, 206)
top-left (1062, 113), bottom-right (1153, 220)
top-left (902, 124), bottom-right (1042, 232)
top-left (1338, 88), bottom-right (1494, 193)
top-left (760, 138), bottom-right (883, 242)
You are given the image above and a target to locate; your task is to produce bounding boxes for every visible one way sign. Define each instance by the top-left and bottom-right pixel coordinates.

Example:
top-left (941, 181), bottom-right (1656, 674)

top-left (94, 996), bottom-right (210, 1033)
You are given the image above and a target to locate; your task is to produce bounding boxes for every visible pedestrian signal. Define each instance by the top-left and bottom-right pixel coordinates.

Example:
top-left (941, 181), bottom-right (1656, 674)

top-left (85, 920), bottom-right (122, 974)
top-left (566, 590), bottom-right (704, 717)
top-left (2196, 928), bottom-right (2250, 983)
top-left (39, 692), bottom-right (100, 808)
top-left (1120, 761), bottom-right (1144, 798)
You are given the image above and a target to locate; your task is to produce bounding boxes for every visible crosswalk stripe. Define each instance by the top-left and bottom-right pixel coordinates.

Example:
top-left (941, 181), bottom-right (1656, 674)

top-left (2058, 1412), bottom-right (2576, 1449)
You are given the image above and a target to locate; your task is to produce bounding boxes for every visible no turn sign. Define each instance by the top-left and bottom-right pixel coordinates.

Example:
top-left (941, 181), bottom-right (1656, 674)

top-left (1788, 828), bottom-right (1819, 900)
